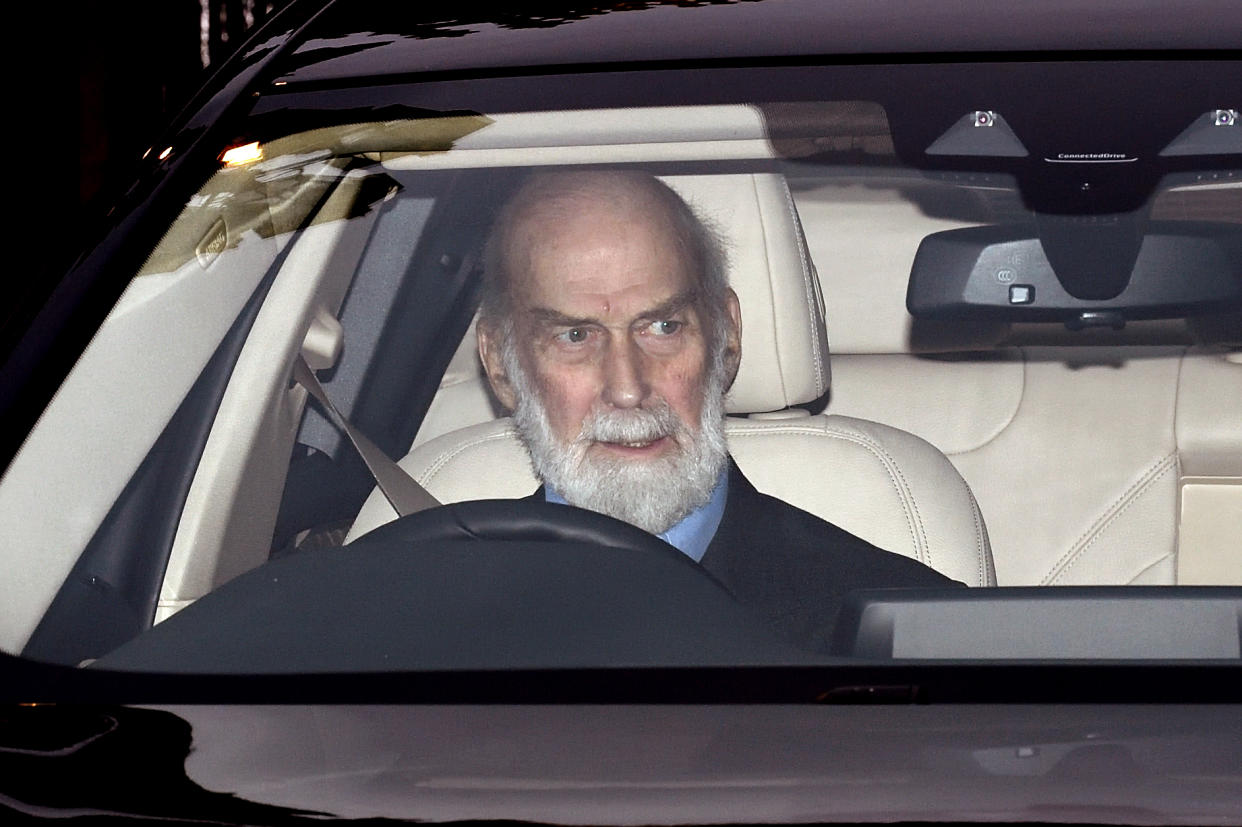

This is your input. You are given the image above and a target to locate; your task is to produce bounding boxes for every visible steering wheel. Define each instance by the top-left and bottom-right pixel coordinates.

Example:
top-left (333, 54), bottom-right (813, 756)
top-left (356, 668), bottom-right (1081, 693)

top-left (354, 498), bottom-right (701, 567)
top-left (97, 498), bottom-right (812, 673)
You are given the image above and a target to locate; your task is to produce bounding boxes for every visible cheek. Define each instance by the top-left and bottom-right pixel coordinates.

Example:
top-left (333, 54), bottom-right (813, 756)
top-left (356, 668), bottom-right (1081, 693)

top-left (654, 354), bottom-right (711, 424)
top-left (533, 367), bottom-right (600, 436)
top-left (664, 381), bottom-right (706, 425)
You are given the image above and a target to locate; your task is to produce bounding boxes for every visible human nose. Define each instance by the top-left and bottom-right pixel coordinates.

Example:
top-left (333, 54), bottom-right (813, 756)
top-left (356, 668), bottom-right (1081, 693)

top-left (600, 337), bottom-right (648, 409)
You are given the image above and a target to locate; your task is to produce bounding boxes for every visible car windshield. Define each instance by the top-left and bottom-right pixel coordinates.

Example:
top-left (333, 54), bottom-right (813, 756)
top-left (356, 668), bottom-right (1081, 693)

top-left (1, 58), bottom-right (1240, 673)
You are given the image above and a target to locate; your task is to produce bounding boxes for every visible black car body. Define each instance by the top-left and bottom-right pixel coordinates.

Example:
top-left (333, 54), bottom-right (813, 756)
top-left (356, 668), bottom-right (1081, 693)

top-left (2, 1), bottom-right (1241, 823)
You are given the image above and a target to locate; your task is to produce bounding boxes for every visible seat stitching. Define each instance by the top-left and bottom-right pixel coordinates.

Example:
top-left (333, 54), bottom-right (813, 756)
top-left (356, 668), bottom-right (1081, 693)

top-left (778, 180), bottom-right (825, 393)
top-left (1044, 452), bottom-right (1176, 584)
top-left (735, 419), bottom-right (933, 553)
top-left (419, 428), bottom-right (522, 484)
top-left (750, 176), bottom-right (791, 406)
top-left (729, 424), bottom-right (927, 564)
top-left (889, 456), bottom-right (932, 569)
top-left (1042, 453), bottom-right (1178, 585)
top-left (1171, 346), bottom-right (1189, 464)
top-left (807, 427), bottom-right (931, 567)
top-left (967, 487), bottom-right (987, 585)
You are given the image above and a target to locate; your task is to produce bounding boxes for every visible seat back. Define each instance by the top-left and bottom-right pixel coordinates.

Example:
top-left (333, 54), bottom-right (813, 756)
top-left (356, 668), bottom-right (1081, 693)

top-left (350, 415), bottom-right (995, 586)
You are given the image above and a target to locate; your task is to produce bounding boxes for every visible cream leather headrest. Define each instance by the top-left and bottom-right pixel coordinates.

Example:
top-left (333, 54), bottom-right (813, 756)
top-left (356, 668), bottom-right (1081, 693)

top-left (664, 174), bottom-right (831, 413)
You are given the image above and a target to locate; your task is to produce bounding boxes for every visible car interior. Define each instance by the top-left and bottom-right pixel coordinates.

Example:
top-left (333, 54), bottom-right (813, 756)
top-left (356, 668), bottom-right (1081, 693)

top-left (1, 100), bottom-right (1239, 668)
top-left (373, 171), bottom-right (1242, 590)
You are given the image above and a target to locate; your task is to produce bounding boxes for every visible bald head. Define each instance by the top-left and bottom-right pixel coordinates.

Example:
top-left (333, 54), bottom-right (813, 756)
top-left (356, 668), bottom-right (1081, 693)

top-left (480, 170), bottom-right (731, 348)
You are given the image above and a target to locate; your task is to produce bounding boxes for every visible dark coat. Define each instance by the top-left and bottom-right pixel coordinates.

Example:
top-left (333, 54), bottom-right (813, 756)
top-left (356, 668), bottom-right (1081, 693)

top-left (536, 459), bottom-right (961, 653)
top-left (699, 460), bottom-right (960, 652)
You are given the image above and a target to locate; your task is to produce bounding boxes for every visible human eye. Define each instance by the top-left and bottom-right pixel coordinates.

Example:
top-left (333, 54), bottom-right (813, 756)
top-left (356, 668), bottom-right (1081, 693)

top-left (645, 320), bottom-right (683, 337)
top-left (555, 326), bottom-right (591, 345)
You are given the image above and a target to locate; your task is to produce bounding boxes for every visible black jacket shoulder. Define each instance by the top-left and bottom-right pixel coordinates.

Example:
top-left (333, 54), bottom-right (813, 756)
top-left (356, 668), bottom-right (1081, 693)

top-left (700, 460), bottom-right (961, 652)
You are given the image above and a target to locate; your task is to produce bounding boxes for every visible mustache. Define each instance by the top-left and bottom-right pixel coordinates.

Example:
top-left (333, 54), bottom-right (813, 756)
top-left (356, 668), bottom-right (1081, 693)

top-left (576, 401), bottom-right (683, 445)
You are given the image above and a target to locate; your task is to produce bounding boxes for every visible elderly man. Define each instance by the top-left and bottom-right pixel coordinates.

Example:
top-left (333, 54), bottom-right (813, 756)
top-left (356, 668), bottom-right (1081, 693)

top-left (477, 170), bottom-right (955, 650)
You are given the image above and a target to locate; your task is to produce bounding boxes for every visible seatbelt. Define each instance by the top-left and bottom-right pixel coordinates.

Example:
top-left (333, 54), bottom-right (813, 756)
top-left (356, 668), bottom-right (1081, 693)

top-left (292, 354), bottom-right (441, 517)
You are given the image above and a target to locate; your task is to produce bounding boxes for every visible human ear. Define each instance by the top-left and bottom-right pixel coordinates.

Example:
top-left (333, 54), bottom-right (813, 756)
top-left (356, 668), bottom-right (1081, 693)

top-left (477, 320), bottom-right (518, 411)
top-left (721, 288), bottom-right (742, 388)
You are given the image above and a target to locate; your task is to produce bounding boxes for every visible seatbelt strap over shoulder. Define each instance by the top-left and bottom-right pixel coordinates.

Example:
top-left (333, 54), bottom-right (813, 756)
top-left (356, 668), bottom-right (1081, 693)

top-left (292, 355), bottom-right (441, 517)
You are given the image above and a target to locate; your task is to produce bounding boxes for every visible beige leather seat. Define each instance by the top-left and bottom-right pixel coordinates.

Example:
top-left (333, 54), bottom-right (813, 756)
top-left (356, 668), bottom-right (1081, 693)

top-left (349, 174), bottom-right (996, 586)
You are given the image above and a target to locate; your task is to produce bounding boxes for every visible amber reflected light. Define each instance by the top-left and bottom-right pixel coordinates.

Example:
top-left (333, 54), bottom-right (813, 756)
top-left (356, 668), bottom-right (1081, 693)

top-left (221, 141), bottom-right (263, 167)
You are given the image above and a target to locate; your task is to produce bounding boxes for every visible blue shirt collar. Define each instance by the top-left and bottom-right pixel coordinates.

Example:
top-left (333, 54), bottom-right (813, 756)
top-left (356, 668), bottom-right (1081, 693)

top-left (544, 468), bottom-right (728, 563)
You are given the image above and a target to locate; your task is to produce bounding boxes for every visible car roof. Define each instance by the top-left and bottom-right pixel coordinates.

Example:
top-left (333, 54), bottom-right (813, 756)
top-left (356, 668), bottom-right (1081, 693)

top-left (276, 0), bottom-right (1242, 86)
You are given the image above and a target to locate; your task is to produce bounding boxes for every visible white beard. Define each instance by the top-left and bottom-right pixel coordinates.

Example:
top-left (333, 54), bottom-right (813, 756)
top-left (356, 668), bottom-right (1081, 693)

top-left (504, 345), bottom-right (729, 536)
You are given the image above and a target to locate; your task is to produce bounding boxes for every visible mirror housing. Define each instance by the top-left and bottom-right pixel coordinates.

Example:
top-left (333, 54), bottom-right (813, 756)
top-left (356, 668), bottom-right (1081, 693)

top-left (907, 221), bottom-right (1242, 328)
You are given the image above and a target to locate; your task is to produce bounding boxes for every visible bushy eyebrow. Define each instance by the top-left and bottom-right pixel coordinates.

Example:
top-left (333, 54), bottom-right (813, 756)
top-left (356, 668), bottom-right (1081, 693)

top-left (637, 290), bottom-right (700, 323)
top-left (525, 289), bottom-right (700, 329)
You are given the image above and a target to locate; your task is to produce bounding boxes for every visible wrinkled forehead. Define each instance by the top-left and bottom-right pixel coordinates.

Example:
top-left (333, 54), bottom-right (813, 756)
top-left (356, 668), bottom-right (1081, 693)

top-left (505, 170), bottom-right (675, 223)
top-left (506, 172), bottom-right (679, 244)
top-left (502, 181), bottom-right (698, 304)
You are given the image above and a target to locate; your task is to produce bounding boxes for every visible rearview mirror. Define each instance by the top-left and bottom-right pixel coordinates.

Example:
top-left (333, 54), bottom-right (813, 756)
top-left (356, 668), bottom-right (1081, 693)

top-left (907, 221), bottom-right (1242, 328)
